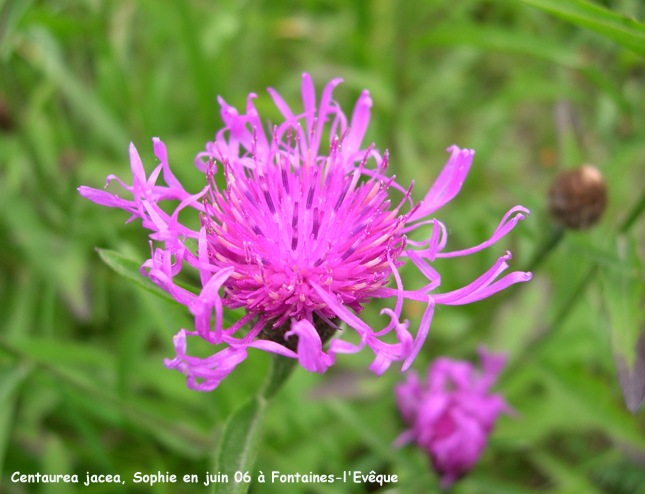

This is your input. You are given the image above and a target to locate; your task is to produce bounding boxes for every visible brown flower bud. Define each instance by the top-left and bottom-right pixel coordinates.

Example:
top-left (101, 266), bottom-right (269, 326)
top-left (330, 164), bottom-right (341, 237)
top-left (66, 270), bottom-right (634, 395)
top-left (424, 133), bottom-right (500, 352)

top-left (548, 165), bottom-right (607, 229)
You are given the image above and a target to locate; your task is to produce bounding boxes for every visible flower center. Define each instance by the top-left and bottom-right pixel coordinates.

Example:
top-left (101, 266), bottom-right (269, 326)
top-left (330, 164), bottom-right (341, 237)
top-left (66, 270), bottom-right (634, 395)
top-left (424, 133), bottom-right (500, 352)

top-left (202, 138), bottom-right (412, 327)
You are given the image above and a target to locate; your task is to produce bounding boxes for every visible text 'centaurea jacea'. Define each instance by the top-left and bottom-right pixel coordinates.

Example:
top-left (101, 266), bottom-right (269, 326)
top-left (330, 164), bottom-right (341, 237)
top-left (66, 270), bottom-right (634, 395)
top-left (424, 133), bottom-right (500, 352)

top-left (79, 74), bottom-right (531, 391)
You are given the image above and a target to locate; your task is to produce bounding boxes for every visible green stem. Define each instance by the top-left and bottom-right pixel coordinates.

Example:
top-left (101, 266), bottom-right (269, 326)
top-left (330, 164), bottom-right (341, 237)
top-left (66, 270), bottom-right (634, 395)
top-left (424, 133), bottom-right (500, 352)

top-left (496, 174), bottom-right (645, 378)
top-left (620, 184), bottom-right (645, 233)
top-left (260, 354), bottom-right (298, 399)
top-left (501, 264), bottom-right (598, 379)
top-left (502, 181), bottom-right (645, 377)
top-left (526, 224), bottom-right (565, 274)
top-left (212, 354), bottom-right (298, 494)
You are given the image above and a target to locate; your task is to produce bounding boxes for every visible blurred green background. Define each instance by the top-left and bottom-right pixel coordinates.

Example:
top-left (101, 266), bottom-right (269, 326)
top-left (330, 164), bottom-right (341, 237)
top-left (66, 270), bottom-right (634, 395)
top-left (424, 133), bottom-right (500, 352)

top-left (2, 0), bottom-right (645, 492)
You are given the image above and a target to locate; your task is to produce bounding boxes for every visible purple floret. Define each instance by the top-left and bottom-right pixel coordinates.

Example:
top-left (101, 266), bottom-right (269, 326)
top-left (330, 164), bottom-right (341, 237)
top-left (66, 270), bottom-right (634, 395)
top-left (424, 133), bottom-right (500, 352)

top-left (79, 74), bottom-right (531, 391)
top-left (395, 348), bottom-right (512, 489)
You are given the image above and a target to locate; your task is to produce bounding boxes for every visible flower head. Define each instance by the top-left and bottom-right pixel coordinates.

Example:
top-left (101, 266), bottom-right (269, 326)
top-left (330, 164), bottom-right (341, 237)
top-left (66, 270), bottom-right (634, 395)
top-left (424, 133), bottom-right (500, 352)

top-left (79, 74), bottom-right (531, 391)
top-left (395, 348), bottom-right (511, 489)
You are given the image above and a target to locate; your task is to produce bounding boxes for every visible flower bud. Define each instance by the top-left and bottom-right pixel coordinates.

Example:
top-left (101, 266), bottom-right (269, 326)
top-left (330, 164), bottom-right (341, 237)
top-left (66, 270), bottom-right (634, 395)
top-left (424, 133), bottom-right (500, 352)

top-left (548, 165), bottom-right (607, 229)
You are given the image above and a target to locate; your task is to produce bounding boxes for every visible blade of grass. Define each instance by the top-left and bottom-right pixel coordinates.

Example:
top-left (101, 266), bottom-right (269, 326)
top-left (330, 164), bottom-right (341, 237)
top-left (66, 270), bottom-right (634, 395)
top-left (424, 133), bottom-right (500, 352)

top-left (417, 23), bottom-right (584, 68)
top-left (521, 0), bottom-right (645, 57)
top-left (0, 363), bottom-right (31, 483)
top-left (0, 338), bottom-right (213, 458)
top-left (600, 235), bottom-right (645, 412)
top-left (17, 27), bottom-right (128, 154)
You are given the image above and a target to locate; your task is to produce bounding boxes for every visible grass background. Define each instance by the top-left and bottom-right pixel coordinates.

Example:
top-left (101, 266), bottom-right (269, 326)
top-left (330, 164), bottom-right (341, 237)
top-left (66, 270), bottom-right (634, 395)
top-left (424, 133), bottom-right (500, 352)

top-left (1, 0), bottom-right (645, 492)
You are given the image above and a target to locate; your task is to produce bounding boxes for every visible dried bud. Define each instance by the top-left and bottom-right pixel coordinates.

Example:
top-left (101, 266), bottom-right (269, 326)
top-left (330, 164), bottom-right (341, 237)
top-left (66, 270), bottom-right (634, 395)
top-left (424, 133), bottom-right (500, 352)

top-left (548, 165), bottom-right (607, 229)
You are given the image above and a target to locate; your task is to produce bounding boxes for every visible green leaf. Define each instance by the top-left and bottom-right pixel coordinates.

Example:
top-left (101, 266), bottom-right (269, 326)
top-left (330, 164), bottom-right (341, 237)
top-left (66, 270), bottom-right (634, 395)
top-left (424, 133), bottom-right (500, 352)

top-left (42, 434), bottom-right (76, 494)
top-left (0, 0), bottom-right (33, 60)
top-left (0, 183), bottom-right (89, 321)
top-left (97, 248), bottom-right (179, 305)
top-left (520, 0), bottom-right (645, 57)
top-left (542, 362), bottom-right (645, 449)
top-left (0, 363), bottom-right (31, 483)
top-left (98, 249), bottom-right (243, 328)
top-left (326, 400), bottom-right (399, 463)
top-left (10, 337), bottom-right (115, 371)
top-left (0, 338), bottom-right (212, 457)
top-left (530, 449), bottom-right (604, 494)
top-left (417, 23), bottom-right (584, 68)
top-left (463, 474), bottom-right (548, 494)
top-left (17, 27), bottom-right (128, 154)
top-left (600, 235), bottom-right (645, 413)
top-left (213, 396), bottom-right (267, 494)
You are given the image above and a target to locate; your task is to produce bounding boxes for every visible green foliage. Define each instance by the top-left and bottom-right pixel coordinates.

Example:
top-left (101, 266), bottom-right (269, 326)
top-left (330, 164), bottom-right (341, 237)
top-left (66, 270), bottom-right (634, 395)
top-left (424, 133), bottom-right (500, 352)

top-left (601, 235), bottom-right (645, 412)
top-left (213, 397), bottom-right (267, 494)
top-left (1, 0), bottom-right (645, 493)
top-left (521, 0), bottom-right (645, 57)
top-left (97, 248), bottom-right (181, 305)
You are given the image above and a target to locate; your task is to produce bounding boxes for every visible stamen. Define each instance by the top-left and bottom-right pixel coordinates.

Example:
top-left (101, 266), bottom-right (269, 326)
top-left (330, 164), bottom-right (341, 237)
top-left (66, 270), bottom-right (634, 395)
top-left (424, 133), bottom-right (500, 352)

top-left (306, 182), bottom-right (315, 209)
top-left (312, 207), bottom-right (320, 239)
top-left (292, 202), bottom-right (299, 250)
top-left (334, 178), bottom-right (351, 210)
top-left (292, 202), bottom-right (299, 228)
top-left (281, 156), bottom-right (290, 195)
top-left (261, 183), bottom-right (276, 214)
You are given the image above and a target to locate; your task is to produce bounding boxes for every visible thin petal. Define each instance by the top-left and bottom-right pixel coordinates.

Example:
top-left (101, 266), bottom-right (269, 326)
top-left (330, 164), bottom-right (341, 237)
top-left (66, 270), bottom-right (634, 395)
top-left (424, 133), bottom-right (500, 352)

top-left (285, 319), bottom-right (333, 373)
top-left (344, 89), bottom-right (372, 159)
top-left (402, 298), bottom-right (435, 371)
top-left (435, 206), bottom-right (530, 258)
top-left (408, 146), bottom-right (474, 222)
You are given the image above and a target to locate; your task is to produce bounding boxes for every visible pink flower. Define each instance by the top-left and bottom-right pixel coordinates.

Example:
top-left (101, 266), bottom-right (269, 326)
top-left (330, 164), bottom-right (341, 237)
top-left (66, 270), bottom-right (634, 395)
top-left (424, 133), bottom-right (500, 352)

top-left (395, 348), bottom-right (512, 489)
top-left (79, 74), bottom-right (531, 391)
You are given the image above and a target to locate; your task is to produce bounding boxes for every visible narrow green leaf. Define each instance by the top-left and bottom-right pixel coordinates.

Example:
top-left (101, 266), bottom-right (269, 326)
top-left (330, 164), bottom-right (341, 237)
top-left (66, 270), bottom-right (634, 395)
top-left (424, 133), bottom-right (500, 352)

top-left (0, 339), bottom-right (212, 457)
top-left (213, 396), bottom-right (267, 494)
top-left (61, 390), bottom-right (115, 472)
top-left (62, 382), bottom-right (211, 458)
top-left (98, 249), bottom-right (243, 328)
top-left (0, 183), bottom-right (89, 320)
top-left (417, 23), bottom-right (584, 68)
top-left (42, 434), bottom-right (76, 494)
top-left (541, 363), bottom-right (645, 449)
top-left (0, 0), bottom-right (33, 60)
top-left (530, 449), bottom-right (604, 494)
top-left (97, 248), bottom-right (179, 304)
top-left (0, 363), bottom-right (31, 483)
top-left (11, 337), bottom-right (115, 371)
top-left (521, 0), bottom-right (645, 57)
top-left (17, 27), bottom-right (128, 153)
top-left (463, 474), bottom-right (547, 494)
top-left (326, 400), bottom-right (398, 463)
top-left (600, 235), bottom-right (645, 412)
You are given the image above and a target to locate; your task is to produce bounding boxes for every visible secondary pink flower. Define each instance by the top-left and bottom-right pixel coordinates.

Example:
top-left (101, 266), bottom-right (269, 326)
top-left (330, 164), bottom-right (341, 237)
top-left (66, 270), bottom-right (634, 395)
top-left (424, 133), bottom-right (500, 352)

top-left (395, 348), bottom-right (511, 489)
top-left (79, 74), bottom-right (531, 391)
